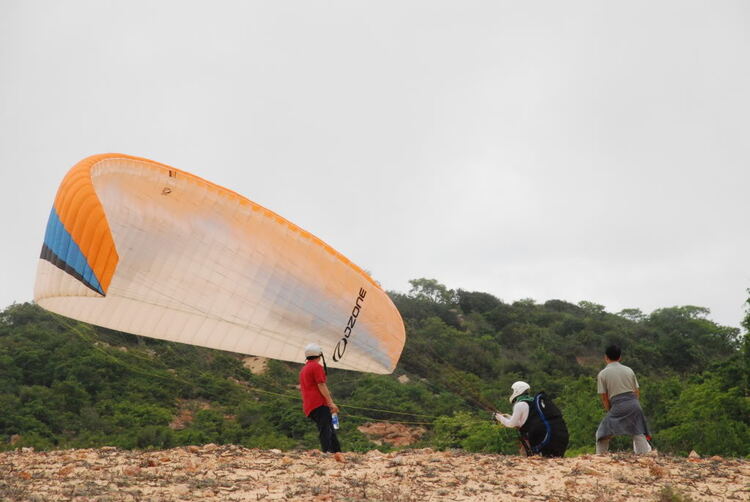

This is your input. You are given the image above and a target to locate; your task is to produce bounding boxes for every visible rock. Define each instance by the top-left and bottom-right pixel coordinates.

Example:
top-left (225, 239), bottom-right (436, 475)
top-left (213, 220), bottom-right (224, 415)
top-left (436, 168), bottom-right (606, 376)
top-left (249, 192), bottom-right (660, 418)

top-left (581, 467), bottom-right (603, 476)
top-left (333, 452), bottom-right (346, 463)
top-left (123, 466), bottom-right (142, 476)
top-left (709, 455), bottom-right (723, 461)
top-left (174, 484), bottom-right (191, 496)
top-left (648, 464), bottom-right (667, 478)
top-left (57, 465), bottom-right (75, 476)
top-left (688, 450), bottom-right (700, 459)
top-left (187, 445), bottom-right (200, 453)
top-left (21, 447), bottom-right (34, 453)
top-left (269, 449), bottom-right (282, 454)
top-left (9, 434), bottom-right (21, 445)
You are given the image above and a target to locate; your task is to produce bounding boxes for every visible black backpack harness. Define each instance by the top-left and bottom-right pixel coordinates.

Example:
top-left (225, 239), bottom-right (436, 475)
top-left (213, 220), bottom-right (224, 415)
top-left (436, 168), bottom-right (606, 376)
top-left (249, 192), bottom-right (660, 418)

top-left (516, 392), bottom-right (559, 455)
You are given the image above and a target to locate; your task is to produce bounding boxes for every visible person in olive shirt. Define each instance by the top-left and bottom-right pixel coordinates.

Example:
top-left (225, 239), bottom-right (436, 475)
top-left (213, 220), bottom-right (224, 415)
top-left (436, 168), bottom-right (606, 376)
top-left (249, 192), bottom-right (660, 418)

top-left (596, 344), bottom-right (652, 454)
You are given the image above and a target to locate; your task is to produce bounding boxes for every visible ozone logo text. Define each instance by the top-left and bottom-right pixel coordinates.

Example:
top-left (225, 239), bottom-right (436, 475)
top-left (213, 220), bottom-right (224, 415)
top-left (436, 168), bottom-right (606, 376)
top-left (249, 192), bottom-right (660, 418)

top-left (332, 288), bottom-right (367, 361)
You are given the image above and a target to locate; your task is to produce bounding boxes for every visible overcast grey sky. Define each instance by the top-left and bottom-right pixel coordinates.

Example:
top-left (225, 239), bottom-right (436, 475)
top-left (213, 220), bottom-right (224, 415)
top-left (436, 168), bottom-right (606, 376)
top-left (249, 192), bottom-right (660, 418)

top-left (1, 1), bottom-right (748, 329)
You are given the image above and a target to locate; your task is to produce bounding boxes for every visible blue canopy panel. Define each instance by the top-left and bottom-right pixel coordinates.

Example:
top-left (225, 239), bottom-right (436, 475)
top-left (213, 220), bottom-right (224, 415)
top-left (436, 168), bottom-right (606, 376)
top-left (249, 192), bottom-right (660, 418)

top-left (40, 207), bottom-right (105, 296)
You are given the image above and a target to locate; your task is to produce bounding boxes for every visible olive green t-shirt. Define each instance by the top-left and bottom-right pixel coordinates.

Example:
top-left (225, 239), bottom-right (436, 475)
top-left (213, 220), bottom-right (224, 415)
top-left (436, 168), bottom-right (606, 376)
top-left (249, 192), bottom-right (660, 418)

top-left (597, 361), bottom-right (639, 398)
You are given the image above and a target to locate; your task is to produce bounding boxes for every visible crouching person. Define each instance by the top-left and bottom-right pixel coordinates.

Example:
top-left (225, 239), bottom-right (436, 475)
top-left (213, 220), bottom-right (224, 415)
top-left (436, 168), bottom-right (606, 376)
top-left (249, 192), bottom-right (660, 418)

top-left (495, 381), bottom-right (569, 457)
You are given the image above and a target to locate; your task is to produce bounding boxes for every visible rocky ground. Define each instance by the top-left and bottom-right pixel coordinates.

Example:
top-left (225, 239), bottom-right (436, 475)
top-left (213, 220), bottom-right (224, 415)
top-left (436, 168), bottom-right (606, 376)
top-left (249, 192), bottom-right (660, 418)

top-left (0, 445), bottom-right (748, 501)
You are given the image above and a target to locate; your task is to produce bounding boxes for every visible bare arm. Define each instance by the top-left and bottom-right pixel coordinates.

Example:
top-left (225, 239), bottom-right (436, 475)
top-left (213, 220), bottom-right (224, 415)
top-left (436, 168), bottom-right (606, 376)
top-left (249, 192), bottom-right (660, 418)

top-left (599, 393), bottom-right (610, 411)
top-left (317, 382), bottom-right (339, 414)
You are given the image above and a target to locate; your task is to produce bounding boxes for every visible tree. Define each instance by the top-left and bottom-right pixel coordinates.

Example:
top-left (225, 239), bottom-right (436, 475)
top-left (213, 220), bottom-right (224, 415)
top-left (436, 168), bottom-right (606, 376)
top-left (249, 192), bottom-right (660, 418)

top-left (457, 290), bottom-right (502, 314)
top-left (741, 290), bottom-right (750, 396)
top-left (408, 279), bottom-right (456, 304)
top-left (657, 376), bottom-right (749, 456)
top-left (577, 301), bottom-right (606, 317)
top-left (617, 308), bottom-right (645, 322)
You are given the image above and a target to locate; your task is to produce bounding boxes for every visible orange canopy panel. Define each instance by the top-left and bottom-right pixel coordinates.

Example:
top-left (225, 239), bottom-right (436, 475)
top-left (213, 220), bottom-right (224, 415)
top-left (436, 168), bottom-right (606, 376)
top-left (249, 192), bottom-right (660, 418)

top-left (35, 154), bottom-right (405, 374)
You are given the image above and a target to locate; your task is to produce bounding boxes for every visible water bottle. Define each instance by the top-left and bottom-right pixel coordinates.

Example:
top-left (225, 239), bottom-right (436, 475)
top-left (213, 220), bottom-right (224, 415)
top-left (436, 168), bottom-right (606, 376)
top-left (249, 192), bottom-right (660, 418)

top-left (331, 413), bottom-right (340, 430)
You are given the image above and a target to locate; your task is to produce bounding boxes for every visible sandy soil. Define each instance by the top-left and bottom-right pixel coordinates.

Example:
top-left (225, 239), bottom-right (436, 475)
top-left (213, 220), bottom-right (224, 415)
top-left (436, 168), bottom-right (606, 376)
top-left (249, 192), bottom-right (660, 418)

top-left (0, 445), bottom-right (748, 501)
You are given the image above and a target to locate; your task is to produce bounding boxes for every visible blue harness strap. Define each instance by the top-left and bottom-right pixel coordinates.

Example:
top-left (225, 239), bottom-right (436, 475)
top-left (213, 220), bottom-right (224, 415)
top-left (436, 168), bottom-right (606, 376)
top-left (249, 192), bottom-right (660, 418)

top-left (531, 393), bottom-right (553, 453)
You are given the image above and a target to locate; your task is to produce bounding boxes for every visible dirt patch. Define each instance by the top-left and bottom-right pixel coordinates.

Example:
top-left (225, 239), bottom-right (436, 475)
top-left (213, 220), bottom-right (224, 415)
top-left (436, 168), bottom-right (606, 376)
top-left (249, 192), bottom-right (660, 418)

top-left (242, 356), bottom-right (269, 375)
top-left (169, 400), bottom-right (211, 430)
top-left (357, 422), bottom-right (426, 446)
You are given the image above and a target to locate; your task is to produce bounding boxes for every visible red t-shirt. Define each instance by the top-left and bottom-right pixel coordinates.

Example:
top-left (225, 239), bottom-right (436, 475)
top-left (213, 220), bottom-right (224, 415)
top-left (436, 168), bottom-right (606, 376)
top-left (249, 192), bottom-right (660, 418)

top-left (299, 359), bottom-right (328, 416)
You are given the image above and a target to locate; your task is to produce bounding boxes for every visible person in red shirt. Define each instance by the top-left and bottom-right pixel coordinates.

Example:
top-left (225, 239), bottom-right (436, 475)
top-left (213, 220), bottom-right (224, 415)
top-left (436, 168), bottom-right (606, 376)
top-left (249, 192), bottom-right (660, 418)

top-left (299, 343), bottom-right (341, 453)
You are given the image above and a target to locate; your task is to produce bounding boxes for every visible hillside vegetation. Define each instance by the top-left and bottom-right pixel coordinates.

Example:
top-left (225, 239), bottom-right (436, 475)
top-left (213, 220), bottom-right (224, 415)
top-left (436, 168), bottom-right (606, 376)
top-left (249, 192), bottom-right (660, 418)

top-left (1, 279), bottom-right (748, 457)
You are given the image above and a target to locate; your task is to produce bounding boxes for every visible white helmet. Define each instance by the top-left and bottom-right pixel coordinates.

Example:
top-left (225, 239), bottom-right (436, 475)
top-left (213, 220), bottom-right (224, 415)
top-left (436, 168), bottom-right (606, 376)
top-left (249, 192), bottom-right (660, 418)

top-left (304, 343), bottom-right (323, 358)
top-left (509, 381), bottom-right (530, 403)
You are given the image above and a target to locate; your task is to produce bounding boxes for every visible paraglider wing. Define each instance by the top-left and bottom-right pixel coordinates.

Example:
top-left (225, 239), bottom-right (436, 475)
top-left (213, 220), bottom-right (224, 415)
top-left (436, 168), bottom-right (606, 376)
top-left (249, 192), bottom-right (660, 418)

top-left (34, 154), bottom-right (405, 374)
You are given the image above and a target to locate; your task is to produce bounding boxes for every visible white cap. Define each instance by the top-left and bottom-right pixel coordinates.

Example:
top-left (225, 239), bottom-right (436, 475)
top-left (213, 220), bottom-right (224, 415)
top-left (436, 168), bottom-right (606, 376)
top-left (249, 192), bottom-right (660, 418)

top-left (509, 381), bottom-right (530, 403)
top-left (304, 343), bottom-right (323, 358)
